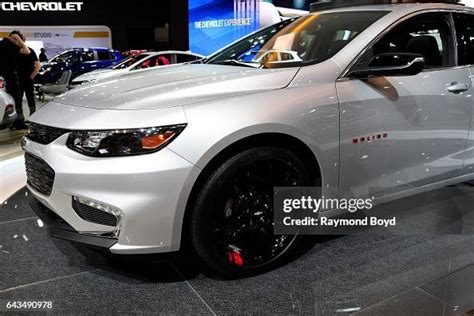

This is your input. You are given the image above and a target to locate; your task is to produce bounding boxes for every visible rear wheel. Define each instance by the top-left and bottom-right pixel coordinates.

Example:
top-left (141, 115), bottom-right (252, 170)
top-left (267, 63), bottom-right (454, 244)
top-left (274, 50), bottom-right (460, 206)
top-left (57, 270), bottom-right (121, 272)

top-left (189, 146), bottom-right (312, 278)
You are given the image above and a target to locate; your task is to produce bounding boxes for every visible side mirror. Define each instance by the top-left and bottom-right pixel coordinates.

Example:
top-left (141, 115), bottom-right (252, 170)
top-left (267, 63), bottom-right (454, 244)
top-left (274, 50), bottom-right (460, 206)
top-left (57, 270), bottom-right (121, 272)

top-left (349, 53), bottom-right (425, 78)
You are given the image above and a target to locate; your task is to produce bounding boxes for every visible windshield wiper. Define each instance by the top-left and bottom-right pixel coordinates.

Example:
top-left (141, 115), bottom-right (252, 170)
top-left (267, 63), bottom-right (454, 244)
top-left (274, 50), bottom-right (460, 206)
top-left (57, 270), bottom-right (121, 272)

top-left (211, 59), bottom-right (260, 68)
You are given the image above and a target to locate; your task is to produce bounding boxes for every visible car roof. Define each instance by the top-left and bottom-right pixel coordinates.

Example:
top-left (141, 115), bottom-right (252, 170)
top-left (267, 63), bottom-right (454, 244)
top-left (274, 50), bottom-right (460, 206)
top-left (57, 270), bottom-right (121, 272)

top-left (70, 47), bottom-right (117, 52)
top-left (313, 2), bottom-right (474, 14)
top-left (89, 47), bottom-right (113, 51)
top-left (142, 50), bottom-right (204, 57)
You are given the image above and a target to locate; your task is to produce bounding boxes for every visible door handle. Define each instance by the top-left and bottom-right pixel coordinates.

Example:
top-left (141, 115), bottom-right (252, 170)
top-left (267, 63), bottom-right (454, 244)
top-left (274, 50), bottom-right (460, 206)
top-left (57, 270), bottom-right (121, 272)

top-left (447, 82), bottom-right (470, 94)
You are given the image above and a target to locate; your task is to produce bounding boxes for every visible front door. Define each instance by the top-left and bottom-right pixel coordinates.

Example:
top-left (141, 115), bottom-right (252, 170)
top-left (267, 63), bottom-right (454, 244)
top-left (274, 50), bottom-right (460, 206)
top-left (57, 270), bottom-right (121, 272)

top-left (454, 12), bottom-right (474, 176)
top-left (337, 12), bottom-right (472, 199)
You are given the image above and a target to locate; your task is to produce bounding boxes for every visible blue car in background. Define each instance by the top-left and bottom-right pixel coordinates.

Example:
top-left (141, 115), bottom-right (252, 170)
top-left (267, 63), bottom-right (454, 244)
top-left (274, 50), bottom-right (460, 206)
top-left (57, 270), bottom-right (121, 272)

top-left (35, 48), bottom-right (124, 85)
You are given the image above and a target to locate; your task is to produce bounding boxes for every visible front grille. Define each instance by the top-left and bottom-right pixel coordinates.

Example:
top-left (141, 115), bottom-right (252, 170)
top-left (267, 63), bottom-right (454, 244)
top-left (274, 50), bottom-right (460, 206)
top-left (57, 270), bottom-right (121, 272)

top-left (72, 199), bottom-right (118, 227)
top-left (26, 122), bottom-right (69, 145)
top-left (25, 153), bottom-right (55, 196)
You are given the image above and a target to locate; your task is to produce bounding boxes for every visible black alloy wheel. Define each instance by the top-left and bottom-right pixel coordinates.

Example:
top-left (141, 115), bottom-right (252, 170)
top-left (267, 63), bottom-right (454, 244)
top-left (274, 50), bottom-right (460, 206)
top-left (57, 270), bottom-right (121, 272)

top-left (189, 146), bottom-right (312, 278)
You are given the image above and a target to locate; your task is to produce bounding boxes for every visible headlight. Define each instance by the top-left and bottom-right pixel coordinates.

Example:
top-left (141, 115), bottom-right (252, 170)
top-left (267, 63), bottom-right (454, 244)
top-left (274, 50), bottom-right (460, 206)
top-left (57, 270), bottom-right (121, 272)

top-left (66, 124), bottom-right (186, 157)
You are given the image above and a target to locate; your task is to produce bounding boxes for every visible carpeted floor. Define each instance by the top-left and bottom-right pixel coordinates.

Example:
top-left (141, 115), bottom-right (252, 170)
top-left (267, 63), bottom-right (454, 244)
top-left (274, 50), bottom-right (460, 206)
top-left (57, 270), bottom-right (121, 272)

top-left (1, 186), bottom-right (474, 315)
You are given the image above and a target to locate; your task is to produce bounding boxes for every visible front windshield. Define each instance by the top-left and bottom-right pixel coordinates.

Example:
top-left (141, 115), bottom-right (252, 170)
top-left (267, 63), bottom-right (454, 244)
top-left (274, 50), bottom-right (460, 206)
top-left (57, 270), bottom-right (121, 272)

top-left (50, 51), bottom-right (79, 64)
top-left (206, 11), bottom-right (389, 68)
top-left (113, 54), bottom-right (148, 69)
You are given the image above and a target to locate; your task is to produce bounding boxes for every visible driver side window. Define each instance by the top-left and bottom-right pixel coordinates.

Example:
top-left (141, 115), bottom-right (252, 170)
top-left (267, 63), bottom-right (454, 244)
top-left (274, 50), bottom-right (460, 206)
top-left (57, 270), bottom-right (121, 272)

top-left (81, 51), bottom-right (95, 62)
top-left (356, 13), bottom-right (455, 71)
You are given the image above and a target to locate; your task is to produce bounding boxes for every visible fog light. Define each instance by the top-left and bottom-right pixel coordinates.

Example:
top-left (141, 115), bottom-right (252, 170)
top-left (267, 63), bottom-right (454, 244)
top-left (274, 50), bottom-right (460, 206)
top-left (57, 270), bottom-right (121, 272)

top-left (73, 196), bottom-right (123, 238)
top-left (21, 136), bottom-right (27, 150)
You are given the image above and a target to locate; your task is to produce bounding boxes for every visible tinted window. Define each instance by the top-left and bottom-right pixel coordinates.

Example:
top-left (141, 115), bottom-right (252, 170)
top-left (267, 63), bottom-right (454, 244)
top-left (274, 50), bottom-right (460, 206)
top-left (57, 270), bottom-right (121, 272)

top-left (133, 54), bottom-right (172, 70)
top-left (454, 13), bottom-right (474, 66)
top-left (370, 13), bottom-right (454, 69)
top-left (134, 57), bottom-right (153, 69)
top-left (113, 54), bottom-right (147, 69)
top-left (51, 51), bottom-right (80, 63)
top-left (280, 53), bottom-right (293, 61)
top-left (81, 51), bottom-right (95, 62)
top-left (156, 54), bottom-right (172, 66)
top-left (206, 11), bottom-right (388, 68)
top-left (97, 51), bottom-right (112, 61)
top-left (176, 54), bottom-right (200, 63)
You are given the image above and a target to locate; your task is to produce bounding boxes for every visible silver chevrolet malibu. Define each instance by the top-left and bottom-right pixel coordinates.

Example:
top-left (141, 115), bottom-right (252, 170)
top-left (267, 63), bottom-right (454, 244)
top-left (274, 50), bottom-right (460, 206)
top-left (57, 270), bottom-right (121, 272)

top-left (23, 1), bottom-right (474, 277)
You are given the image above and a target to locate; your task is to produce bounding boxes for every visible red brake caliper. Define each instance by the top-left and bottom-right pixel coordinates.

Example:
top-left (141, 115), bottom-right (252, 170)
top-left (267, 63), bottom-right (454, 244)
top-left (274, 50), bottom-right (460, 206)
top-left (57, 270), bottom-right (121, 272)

top-left (227, 245), bottom-right (244, 267)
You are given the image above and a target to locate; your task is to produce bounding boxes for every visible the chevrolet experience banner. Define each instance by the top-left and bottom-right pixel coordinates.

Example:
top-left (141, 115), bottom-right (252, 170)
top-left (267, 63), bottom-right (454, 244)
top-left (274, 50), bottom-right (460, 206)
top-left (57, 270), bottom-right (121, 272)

top-left (189, 0), bottom-right (262, 56)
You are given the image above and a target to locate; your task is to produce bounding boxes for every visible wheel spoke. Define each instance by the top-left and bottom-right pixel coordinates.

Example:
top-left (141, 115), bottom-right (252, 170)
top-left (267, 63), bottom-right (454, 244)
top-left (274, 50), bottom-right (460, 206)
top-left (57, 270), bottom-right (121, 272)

top-left (207, 158), bottom-right (304, 267)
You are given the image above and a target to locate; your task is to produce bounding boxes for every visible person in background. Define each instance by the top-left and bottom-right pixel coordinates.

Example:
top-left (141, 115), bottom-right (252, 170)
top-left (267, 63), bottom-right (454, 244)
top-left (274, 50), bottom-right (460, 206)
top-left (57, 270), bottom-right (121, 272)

top-left (0, 30), bottom-right (30, 130)
top-left (18, 34), bottom-right (41, 122)
top-left (39, 48), bottom-right (48, 62)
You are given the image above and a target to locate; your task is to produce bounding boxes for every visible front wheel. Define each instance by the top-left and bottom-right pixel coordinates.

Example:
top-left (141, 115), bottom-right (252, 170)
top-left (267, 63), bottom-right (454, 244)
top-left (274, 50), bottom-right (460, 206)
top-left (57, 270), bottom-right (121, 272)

top-left (189, 146), bottom-right (312, 278)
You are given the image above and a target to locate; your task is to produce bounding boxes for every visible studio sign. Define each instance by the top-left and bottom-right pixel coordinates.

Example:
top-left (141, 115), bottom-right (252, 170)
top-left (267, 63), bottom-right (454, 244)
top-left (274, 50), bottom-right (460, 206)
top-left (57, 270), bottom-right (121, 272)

top-left (0, 1), bottom-right (83, 11)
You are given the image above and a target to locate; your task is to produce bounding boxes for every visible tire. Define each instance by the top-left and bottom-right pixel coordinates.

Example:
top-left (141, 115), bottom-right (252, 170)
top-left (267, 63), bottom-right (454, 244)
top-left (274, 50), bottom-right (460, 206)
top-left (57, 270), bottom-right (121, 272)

top-left (189, 146), bottom-right (312, 278)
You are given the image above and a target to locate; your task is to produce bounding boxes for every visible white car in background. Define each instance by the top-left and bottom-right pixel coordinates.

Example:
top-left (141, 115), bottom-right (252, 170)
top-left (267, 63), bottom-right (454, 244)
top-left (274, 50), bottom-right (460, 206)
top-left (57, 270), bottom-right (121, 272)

top-left (0, 77), bottom-right (16, 129)
top-left (71, 51), bottom-right (204, 86)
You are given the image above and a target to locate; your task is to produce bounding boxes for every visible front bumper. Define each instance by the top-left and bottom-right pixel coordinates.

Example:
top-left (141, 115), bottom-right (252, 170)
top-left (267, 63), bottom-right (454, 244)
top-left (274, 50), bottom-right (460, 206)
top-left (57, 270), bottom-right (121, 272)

top-left (23, 133), bottom-right (198, 254)
top-left (29, 195), bottom-right (118, 250)
top-left (1, 110), bottom-right (16, 128)
top-left (0, 93), bottom-right (17, 128)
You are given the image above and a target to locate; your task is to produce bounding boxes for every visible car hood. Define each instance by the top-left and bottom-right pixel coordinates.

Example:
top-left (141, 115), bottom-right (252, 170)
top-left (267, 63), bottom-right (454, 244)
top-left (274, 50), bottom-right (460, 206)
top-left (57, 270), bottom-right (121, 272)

top-left (73, 69), bottom-right (118, 82)
top-left (54, 64), bottom-right (299, 110)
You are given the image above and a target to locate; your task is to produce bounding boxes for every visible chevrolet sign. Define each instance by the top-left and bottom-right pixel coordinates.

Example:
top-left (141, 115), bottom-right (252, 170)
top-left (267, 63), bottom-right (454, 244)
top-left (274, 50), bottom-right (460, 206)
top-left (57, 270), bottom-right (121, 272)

top-left (0, 2), bottom-right (83, 11)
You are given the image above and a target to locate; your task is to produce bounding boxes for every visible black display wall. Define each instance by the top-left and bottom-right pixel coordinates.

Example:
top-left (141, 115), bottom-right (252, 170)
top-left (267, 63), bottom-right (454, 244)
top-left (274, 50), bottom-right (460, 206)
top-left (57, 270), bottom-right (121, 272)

top-left (0, 0), bottom-right (189, 51)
